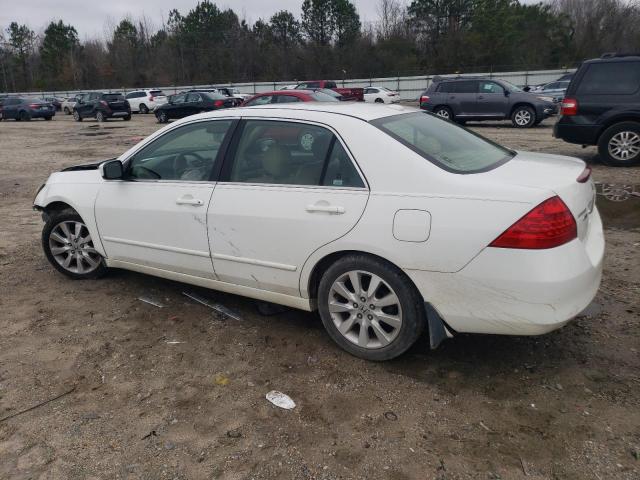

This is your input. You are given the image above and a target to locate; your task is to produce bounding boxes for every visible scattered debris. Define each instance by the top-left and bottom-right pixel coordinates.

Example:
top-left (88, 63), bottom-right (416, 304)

top-left (215, 374), bottom-right (230, 386)
top-left (166, 341), bottom-right (185, 345)
top-left (138, 296), bottom-right (165, 308)
top-left (306, 355), bottom-right (319, 366)
top-left (141, 430), bottom-right (157, 440)
top-left (520, 456), bottom-right (529, 476)
top-left (226, 428), bottom-right (242, 438)
top-left (266, 390), bottom-right (296, 410)
top-left (479, 421), bottom-right (492, 432)
top-left (384, 411), bottom-right (398, 421)
top-left (0, 386), bottom-right (76, 423)
top-left (183, 291), bottom-right (242, 321)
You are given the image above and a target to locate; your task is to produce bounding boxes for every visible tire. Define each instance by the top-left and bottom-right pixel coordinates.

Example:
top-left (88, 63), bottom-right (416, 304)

top-left (73, 110), bottom-right (82, 122)
top-left (139, 103), bottom-right (149, 114)
top-left (44, 116), bottom-right (52, 121)
top-left (511, 105), bottom-right (536, 128)
top-left (96, 111), bottom-right (105, 122)
top-left (375, 98), bottom-right (384, 104)
top-left (123, 114), bottom-right (131, 121)
top-left (598, 121), bottom-right (640, 167)
top-left (19, 110), bottom-right (31, 121)
top-left (64, 107), bottom-right (70, 115)
top-left (433, 106), bottom-right (453, 121)
top-left (157, 111), bottom-right (168, 123)
top-left (42, 210), bottom-right (107, 280)
top-left (317, 254), bottom-right (426, 361)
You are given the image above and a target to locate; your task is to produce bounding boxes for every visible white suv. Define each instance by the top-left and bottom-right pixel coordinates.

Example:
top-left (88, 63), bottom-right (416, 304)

top-left (125, 89), bottom-right (168, 114)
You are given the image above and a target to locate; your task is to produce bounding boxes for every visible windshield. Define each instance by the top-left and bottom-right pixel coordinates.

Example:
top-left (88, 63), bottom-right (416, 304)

top-left (310, 91), bottom-right (340, 102)
top-left (371, 112), bottom-right (514, 173)
top-left (501, 80), bottom-right (523, 92)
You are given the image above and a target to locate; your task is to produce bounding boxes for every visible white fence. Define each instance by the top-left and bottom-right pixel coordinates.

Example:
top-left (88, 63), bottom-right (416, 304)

top-left (11, 68), bottom-right (574, 101)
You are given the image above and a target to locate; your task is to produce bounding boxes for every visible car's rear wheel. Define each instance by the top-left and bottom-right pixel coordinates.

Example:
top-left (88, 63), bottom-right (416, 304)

top-left (598, 122), bottom-right (640, 167)
top-left (511, 106), bottom-right (536, 128)
top-left (73, 110), bottom-right (82, 122)
top-left (434, 106), bottom-right (453, 121)
top-left (123, 114), bottom-right (131, 121)
top-left (19, 110), bottom-right (31, 121)
top-left (375, 98), bottom-right (384, 104)
top-left (139, 103), bottom-right (149, 114)
top-left (44, 116), bottom-right (52, 121)
top-left (64, 107), bottom-right (70, 115)
top-left (318, 254), bottom-right (426, 361)
top-left (42, 211), bottom-right (107, 280)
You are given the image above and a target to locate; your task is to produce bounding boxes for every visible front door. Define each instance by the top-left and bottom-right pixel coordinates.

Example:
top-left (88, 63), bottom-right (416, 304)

top-left (475, 80), bottom-right (509, 116)
top-left (208, 119), bottom-right (369, 297)
top-left (95, 119), bottom-right (236, 278)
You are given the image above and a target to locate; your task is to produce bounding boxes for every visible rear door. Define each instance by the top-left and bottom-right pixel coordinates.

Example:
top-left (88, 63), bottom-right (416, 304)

top-left (208, 118), bottom-right (369, 297)
top-left (446, 81), bottom-right (478, 116)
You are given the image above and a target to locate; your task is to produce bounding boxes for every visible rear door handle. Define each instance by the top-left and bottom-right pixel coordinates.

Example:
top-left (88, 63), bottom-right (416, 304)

top-left (176, 195), bottom-right (204, 206)
top-left (306, 204), bottom-right (345, 214)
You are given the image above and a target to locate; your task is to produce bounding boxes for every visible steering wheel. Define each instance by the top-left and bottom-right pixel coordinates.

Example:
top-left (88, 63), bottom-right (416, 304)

top-left (173, 151), bottom-right (206, 177)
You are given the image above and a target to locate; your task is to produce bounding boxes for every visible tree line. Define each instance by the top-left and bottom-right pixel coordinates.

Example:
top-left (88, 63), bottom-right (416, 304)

top-left (1, 0), bottom-right (639, 93)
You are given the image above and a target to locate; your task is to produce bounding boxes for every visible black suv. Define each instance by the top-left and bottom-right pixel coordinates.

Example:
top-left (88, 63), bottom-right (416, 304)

top-left (420, 77), bottom-right (556, 128)
top-left (73, 92), bottom-right (131, 122)
top-left (554, 54), bottom-right (640, 166)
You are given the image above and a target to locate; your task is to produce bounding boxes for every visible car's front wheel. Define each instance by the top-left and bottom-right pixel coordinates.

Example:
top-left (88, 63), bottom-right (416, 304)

top-left (318, 254), bottom-right (426, 361)
top-left (64, 107), bottom-right (71, 115)
top-left (96, 111), bottom-right (106, 122)
top-left (511, 106), bottom-right (536, 128)
top-left (598, 121), bottom-right (640, 167)
top-left (42, 211), bottom-right (107, 280)
top-left (156, 111), bottom-right (168, 123)
top-left (73, 110), bottom-right (82, 122)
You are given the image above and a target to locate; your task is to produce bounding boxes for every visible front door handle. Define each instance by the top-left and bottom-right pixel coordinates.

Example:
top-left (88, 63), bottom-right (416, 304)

top-left (176, 195), bottom-right (204, 206)
top-left (306, 204), bottom-right (345, 214)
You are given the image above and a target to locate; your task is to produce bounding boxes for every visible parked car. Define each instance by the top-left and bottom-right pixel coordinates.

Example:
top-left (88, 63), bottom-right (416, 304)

top-left (280, 84), bottom-right (298, 90)
top-left (420, 77), bottom-right (556, 127)
top-left (125, 89), bottom-right (168, 114)
top-left (363, 86), bottom-right (401, 104)
top-left (555, 54), bottom-right (640, 167)
top-left (43, 97), bottom-right (63, 111)
top-left (530, 80), bottom-right (570, 102)
top-left (295, 80), bottom-right (364, 101)
top-left (242, 89), bottom-right (340, 106)
top-left (216, 86), bottom-right (251, 102)
top-left (61, 94), bottom-right (84, 115)
top-left (155, 91), bottom-right (234, 123)
top-left (73, 92), bottom-right (131, 122)
top-left (183, 89), bottom-right (243, 107)
top-left (34, 103), bottom-right (603, 361)
top-left (0, 97), bottom-right (55, 121)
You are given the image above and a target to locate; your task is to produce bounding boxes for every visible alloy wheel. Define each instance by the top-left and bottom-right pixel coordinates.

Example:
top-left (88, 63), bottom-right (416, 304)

top-left (435, 108), bottom-right (450, 119)
top-left (328, 270), bottom-right (403, 349)
top-left (514, 109), bottom-right (532, 126)
top-left (48, 221), bottom-right (102, 275)
top-left (608, 131), bottom-right (640, 162)
top-left (96, 112), bottom-right (104, 122)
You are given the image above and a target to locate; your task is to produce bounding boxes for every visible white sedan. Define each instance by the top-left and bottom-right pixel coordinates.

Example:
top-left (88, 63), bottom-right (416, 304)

top-left (34, 103), bottom-right (604, 361)
top-left (364, 86), bottom-right (401, 103)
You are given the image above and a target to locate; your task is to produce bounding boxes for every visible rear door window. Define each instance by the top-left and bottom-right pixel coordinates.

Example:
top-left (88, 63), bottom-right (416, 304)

top-left (452, 81), bottom-right (478, 94)
top-left (577, 62), bottom-right (640, 95)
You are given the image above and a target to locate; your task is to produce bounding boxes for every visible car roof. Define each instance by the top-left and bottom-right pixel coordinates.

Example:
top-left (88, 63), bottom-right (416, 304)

top-left (583, 54), bottom-right (640, 64)
top-left (187, 102), bottom-right (416, 122)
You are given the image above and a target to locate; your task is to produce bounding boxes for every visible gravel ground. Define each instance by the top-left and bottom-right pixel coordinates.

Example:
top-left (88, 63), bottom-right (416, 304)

top-left (0, 112), bottom-right (639, 480)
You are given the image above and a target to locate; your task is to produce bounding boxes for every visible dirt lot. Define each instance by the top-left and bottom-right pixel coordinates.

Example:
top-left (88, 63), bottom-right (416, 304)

top-left (0, 113), bottom-right (639, 480)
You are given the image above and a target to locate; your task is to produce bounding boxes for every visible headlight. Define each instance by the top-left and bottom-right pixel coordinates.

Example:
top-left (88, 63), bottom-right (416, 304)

top-left (537, 96), bottom-right (554, 103)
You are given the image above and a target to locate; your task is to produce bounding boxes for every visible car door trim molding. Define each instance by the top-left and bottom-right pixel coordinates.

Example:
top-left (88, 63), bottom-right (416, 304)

top-left (212, 253), bottom-right (297, 272)
top-left (102, 236), bottom-right (210, 258)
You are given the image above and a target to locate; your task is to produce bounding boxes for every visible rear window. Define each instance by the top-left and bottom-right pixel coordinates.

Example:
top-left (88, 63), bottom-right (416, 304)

top-left (103, 94), bottom-right (124, 101)
top-left (202, 92), bottom-right (226, 100)
top-left (577, 62), bottom-right (640, 95)
top-left (150, 90), bottom-right (165, 96)
top-left (310, 91), bottom-right (340, 102)
top-left (371, 112), bottom-right (514, 173)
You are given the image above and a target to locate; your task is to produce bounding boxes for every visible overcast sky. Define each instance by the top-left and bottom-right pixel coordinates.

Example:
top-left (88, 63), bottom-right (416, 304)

top-left (0, 0), bottom-right (388, 40)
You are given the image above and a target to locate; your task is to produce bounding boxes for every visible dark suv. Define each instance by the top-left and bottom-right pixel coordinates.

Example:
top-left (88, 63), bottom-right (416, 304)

top-left (73, 92), bottom-right (131, 122)
top-left (554, 54), bottom-right (640, 166)
top-left (420, 77), bottom-right (556, 128)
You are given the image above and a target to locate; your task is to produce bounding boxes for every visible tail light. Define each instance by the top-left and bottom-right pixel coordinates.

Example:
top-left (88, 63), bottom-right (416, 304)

top-left (149, 96), bottom-right (154, 101)
top-left (489, 196), bottom-right (577, 249)
top-left (561, 98), bottom-right (578, 116)
top-left (214, 100), bottom-right (224, 107)
top-left (100, 100), bottom-right (108, 107)
top-left (29, 103), bottom-right (40, 108)
top-left (576, 166), bottom-right (592, 183)
top-left (420, 95), bottom-right (430, 104)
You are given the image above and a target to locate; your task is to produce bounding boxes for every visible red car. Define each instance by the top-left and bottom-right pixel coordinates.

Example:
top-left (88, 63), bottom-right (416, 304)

top-left (295, 80), bottom-right (365, 101)
top-left (242, 89), bottom-right (340, 107)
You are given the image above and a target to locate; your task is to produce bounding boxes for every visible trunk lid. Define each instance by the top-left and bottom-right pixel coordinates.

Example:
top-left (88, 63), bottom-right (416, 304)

top-left (485, 151), bottom-right (596, 242)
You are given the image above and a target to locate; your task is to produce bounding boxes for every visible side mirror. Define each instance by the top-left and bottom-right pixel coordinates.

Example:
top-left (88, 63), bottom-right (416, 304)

top-left (522, 86), bottom-right (531, 92)
top-left (504, 90), bottom-right (511, 97)
top-left (100, 160), bottom-right (124, 180)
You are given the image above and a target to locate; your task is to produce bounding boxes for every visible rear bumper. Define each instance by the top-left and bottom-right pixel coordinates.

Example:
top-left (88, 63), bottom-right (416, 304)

top-left (407, 209), bottom-right (604, 336)
top-left (554, 120), bottom-right (600, 145)
top-left (105, 110), bottom-right (130, 118)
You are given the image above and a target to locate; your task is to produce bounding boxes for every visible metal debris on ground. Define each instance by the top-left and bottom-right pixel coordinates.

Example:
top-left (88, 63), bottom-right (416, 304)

top-left (384, 411), bottom-right (398, 421)
top-left (166, 341), bottom-right (185, 345)
top-left (183, 291), bottom-right (242, 321)
top-left (266, 390), bottom-right (296, 410)
top-left (138, 296), bottom-right (165, 308)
